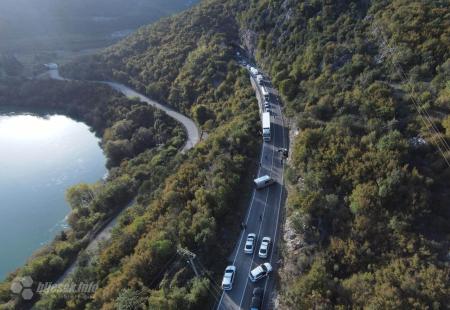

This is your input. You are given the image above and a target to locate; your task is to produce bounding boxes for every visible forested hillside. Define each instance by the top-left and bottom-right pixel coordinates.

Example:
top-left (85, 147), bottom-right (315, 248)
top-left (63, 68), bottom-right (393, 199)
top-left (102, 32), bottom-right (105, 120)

top-left (61, 1), bottom-right (252, 127)
top-left (47, 3), bottom-right (264, 309)
top-left (61, 0), bottom-right (450, 309)
top-left (63, 0), bottom-right (449, 308)
top-left (2, 1), bottom-right (261, 309)
top-left (1, 0), bottom-right (448, 309)
top-left (238, 0), bottom-right (450, 308)
top-left (0, 80), bottom-right (186, 309)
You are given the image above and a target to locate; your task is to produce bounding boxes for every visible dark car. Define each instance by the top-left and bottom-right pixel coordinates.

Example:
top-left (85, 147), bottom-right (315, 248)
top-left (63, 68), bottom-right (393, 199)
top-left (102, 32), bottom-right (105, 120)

top-left (250, 287), bottom-right (263, 310)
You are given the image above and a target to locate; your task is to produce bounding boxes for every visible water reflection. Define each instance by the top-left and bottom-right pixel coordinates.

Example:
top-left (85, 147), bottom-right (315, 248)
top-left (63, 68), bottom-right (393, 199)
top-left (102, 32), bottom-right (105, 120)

top-left (0, 113), bottom-right (106, 279)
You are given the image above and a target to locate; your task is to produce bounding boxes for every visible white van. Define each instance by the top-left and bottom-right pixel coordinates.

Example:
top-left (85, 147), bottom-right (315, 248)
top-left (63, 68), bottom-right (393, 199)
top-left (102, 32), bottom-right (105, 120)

top-left (254, 175), bottom-right (274, 189)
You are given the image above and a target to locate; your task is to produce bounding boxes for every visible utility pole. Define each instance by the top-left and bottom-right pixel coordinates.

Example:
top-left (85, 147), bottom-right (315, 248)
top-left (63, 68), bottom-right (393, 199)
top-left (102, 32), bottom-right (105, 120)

top-left (177, 247), bottom-right (200, 277)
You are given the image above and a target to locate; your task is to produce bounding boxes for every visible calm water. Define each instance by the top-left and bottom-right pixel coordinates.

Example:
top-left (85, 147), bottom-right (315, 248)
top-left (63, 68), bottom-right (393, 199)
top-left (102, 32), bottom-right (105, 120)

top-left (0, 113), bottom-right (107, 279)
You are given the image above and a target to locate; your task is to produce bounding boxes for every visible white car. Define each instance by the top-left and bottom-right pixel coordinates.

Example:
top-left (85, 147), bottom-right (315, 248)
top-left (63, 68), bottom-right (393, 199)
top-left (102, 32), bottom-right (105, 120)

top-left (244, 233), bottom-right (257, 254)
top-left (249, 263), bottom-right (273, 282)
top-left (221, 265), bottom-right (236, 290)
top-left (258, 237), bottom-right (271, 258)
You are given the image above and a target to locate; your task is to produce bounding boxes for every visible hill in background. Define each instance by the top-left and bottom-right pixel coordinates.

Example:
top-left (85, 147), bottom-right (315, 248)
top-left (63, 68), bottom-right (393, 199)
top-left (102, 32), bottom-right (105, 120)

top-left (0, 0), bottom-right (197, 52)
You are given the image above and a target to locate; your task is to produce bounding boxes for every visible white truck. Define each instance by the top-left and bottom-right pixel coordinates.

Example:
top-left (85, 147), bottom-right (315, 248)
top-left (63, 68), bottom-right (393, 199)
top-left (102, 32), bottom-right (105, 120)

top-left (262, 111), bottom-right (271, 142)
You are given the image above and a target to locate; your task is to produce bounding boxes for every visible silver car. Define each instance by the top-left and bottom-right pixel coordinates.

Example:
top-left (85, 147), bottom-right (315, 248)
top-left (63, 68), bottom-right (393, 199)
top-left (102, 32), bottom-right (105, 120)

top-left (244, 233), bottom-right (257, 254)
top-left (221, 265), bottom-right (236, 290)
top-left (258, 237), bottom-right (271, 258)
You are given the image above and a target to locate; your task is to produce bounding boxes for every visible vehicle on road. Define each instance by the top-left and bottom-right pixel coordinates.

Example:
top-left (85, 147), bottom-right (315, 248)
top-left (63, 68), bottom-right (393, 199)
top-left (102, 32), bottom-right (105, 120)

top-left (262, 111), bottom-right (271, 142)
top-left (244, 233), bottom-right (257, 254)
top-left (249, 262), bottom-right (273, 282)
top-left (264, 101), bottom-right (270, 109)
top-left (250, 67), bottom-right (259, 76)
top-left (254, 175), bottom-right (274, 189)
top-left (250, 287), bottom-right (264, 310)
top-left (256, 74), bottom-right (264, 85)
top-left (261, 86), bottom-right (270, 101)
top-left (221, 265), bottom-right (236, 290)
top-left (258, 237), bottom-right (271, 258)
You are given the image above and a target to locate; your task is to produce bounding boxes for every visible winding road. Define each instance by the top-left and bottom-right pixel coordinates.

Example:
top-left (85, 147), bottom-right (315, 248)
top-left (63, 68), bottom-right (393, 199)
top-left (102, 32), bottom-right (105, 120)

top-left (46, 65), bottom-right (200, 282)
top-left (217, 69), bottom-right (288, 310)
top-left (47, 66), bottom-right (200, 151)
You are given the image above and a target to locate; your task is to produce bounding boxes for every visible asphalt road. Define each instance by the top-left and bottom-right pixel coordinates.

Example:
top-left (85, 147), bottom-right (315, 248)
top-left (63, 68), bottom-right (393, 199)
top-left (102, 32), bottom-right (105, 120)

top-left (103, 81), bottom-right (200, 152)
top-left (217, 71), bottom-right (288, 310)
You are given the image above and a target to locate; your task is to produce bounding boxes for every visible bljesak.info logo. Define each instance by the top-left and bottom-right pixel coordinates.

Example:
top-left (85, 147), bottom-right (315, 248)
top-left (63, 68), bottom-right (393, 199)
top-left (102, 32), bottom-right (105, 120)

top-left (10, 276), bottom-right (98, 300)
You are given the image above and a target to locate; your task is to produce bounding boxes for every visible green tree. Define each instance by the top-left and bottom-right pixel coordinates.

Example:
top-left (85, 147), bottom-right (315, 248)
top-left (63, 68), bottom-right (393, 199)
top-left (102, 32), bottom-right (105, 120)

top-left (66, 183), bottom-right (95, 210)
top-left (116, 289), bottom-right (146, 310)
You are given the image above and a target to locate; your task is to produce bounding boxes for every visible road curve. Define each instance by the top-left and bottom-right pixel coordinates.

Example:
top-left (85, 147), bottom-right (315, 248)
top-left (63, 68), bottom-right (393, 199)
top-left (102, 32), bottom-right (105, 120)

top-left (48, 67), bottom-right (200, 152)
top-left (217, 68), bottom-right (288, 310)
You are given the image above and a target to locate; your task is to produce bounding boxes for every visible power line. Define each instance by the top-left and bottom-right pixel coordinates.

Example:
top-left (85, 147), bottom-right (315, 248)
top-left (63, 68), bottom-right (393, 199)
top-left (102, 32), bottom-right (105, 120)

top-left (196, 260), bottom-right (223, 297)
top-left (397, 65), bottom-right (450, 152)
top-left (371, 25), bottom-right (450, 169)
top-left (147, 255), bottom-right (181, 288)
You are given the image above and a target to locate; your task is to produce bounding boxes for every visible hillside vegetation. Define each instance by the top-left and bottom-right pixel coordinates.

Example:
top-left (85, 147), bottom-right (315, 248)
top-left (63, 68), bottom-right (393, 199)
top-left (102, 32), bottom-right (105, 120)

top-left (65, 0), bottom-right (449, 308)
top-left (2, 1), bottom-right (261, 309)
top-left (238, 0), bottom-right (450, 308)
top-left (0, 80), bottom-right (186, 309)
top-left (49, 3), bottom-right (264, 309)
top-left (1, 0), bottom-right (449, 309)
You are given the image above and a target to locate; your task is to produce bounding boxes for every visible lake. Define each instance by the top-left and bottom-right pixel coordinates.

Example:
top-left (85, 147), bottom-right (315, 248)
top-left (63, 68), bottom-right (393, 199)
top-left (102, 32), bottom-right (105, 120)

top-left (0, 113), bottom-right (107, 279)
